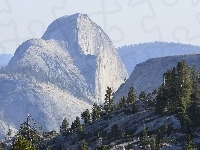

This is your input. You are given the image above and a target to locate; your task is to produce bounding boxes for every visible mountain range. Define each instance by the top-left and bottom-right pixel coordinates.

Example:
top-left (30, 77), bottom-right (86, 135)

top-left (118, 42), bottom-right (200, 75)
top-left (0, 13), bottom-right (128, 138)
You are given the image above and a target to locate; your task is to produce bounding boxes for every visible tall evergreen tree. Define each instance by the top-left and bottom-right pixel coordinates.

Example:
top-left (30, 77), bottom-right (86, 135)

top-left (185, 135), bottom-right (195, 150)
top-left (150, 135), bottom-right (157, 150)
top-left (81, 109), bottom-right (91, 124)
top-left (11, 135), bottom-right (36, 150)
top-left (176, 60), bottom-right (192, 123)
top-left (60, 117), bottom-right (69, 133)
top-left (104, 86), bottom-right (114, 112)
top-left (18, 115), bottom-right (42, 149)
top-left (118, 96), bottom-right (126, 108)
top-left (155, 83), bottom-right (168, 114)
top-left (139, 91), bottom-right (146, 100)
top-left (188, 65), bottom-right (200, 126)
top-left (91, 103), bottom-right (101, 122)
top-left (141, 124), bottom-right (148, 149)
top-left (71, 116), bottom-right (81, 132)
top-left (164, 68), bottom-right (178, 114)
top-left (156, 61), bottom-right (192, 119)
top-left (189, 89), bottom-right (200, 126)
top-left (127, 87), bottom-right (137, 112)
top-left (80, 139), bottom-right (88, 150)
top-left (127, 87), bottom-right (137, 104)
top-left (190, 65), bottom-right (199, 93)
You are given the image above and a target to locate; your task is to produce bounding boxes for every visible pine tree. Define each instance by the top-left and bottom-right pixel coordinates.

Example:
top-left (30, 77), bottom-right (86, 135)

top-left (141, 125), bottom-right (148, 149)
top-left (81, 109), bottom-right (91, 124)
top-left (156, 61), bottom-right (192, 118)
top-left (189, 89), bottom-right (200, 126)
top-left (104, 86), bottom-right (114, 112)
top-left (164, 68), bottom-right (178, 114)
top-left (185, 135), bottom-right (195, 150)
top-left (127, 87), bottom-right (137, 113)
top-left (91, 103), bottom-right (101, 122)
top-left (127, 87), bottom-right (137, 104)
top-left (60, 117), bottom-right (69, 133)
top-left (155, 84), bottom-right (168, 114)
top-left (168, 69), bottom-right (177, 113)
top-left (176, 61), bottom-right (192, 123)
top-left (139, 91), bottom-right (146, 100)
top-left (80, 139), bottom-right (88, 150)
top-left (156, 130), bottom-right (162, 149)
top-left (71, 116), bottom-right (81, 132)
top-left (150, 135), bottom-right (157, 150)
top-left (11, 135), bottom-right (36, 150)
top-left (188, 65), bottom-right (200, 126)
top-left (190, 65), bottom-right (199, 93)
top-left (118, 96), bottom-right (126, 108)
top-left (18, 115), bottom-right (42, 149)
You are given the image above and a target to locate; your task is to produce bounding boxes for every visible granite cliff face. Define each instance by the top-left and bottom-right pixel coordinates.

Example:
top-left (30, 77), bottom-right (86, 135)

top-left (115, 53), bottom-right (200, 101)
top-left (0, 13), bottom-right (128, 138)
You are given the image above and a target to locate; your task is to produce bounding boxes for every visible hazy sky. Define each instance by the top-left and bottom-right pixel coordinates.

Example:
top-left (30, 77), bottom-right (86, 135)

top-left (1, 0), bottom-right (200, 54)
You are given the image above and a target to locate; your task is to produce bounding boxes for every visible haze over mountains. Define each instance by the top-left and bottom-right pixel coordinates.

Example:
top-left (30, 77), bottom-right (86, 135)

top-left (118, 42), bottom-right (200, 75)
top-left (0, 13), bottom-right (128, 138)
top-left (0, 54), bottom-right (12, 67)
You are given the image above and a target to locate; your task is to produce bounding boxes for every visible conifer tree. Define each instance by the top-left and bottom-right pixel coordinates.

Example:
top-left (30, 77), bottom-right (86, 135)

top-left (81, 109), bottom-right (91, 124)
top-left (104, 86), bottom-right (114, 112)
top-left (80, 139), bottom-right (88, 150)
top-left (156, 130), bottom-right (162, 149)
top-left (127, 87), bottom-right (137, 104)
top-left (176, 61), bottom-right (192, 122)
top-left (190, 65), bottom-right (199, 93)
top-left (127, 87), bottom-right (137, 112)
top-left (119, 96), bottom-right (126, 108)
top-left (188, 65), bottom-right (200, 126)
top-left (71, 116), bottom-right (81, 132)
top-left (164, 68), bottom-right (178, 114)
top-left (11, 135), bottom-right (36, 150)
top-left (91, 103), bottom-right (101, 122)
top-left (150, 135), bottom-right (157, 150)
top-left (189, 89), bottom-right (200, 126)
top-left (185, 135), bottom-right (195, 150)
top-left (141, 125), bottom-right (148, 149)
top-left (60, 117), bottom-right (69, 133)
top-left (156, 61), bottom-right (192, 118)
top-left (139, 91), bottom-right (146, 100)
top-left (155, 84), bottom-right (168, 114)
top-left (18, 115), bottom-right (42, 149)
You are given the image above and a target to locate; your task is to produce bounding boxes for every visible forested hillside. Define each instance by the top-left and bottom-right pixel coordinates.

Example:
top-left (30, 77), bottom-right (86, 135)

top-left (1, 60), bottom-right (200, 150)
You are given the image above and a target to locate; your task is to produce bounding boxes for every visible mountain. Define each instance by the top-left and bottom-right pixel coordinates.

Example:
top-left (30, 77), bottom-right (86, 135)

top-left (118, 42), bottom-right (200, 75)
top-left (0, 13), bottom-right (128, 138)
top-left (114, 53), bottom-right (200, 101)
top-left (0, 54), bottom-right (12, 67)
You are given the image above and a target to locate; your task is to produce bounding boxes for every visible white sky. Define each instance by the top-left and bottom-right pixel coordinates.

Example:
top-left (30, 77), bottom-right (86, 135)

top-left (1, 0), bottom-right (200, 54)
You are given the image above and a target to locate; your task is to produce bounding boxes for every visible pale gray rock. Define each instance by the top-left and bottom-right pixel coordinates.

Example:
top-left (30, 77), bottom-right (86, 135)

top-left (0, 13), bottom-right (128, 138)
